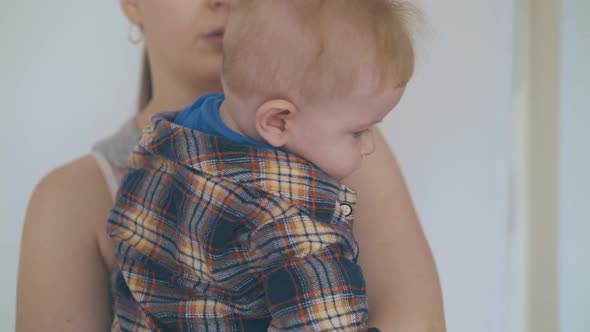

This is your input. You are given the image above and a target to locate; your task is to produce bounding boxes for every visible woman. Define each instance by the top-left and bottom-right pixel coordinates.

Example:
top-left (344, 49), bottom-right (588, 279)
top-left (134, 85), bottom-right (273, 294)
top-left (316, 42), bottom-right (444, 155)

top-left (16, 0), bottom-right (445, 331)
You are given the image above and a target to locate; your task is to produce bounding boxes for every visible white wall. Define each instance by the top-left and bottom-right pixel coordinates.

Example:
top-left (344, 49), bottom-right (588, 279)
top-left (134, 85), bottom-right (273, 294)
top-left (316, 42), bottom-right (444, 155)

top-left (558, 0), bottom-right (590, 331)
top-left (0, 1), bottom-right (141, 330)
top-left (381, 1), bottom-right (514, 331)
top-left (1, 1), bottom-right (515, 331)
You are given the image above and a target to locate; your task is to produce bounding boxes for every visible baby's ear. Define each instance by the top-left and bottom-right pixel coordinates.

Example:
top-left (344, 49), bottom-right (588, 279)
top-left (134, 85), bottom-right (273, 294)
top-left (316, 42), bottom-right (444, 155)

top-left (255, 99), bottom-right (298, 148)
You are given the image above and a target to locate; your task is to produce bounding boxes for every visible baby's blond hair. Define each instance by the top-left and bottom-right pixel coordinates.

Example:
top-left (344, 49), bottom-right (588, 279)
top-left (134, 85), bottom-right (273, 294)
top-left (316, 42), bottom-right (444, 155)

top-left (222, 0), bottom-right (417, 106)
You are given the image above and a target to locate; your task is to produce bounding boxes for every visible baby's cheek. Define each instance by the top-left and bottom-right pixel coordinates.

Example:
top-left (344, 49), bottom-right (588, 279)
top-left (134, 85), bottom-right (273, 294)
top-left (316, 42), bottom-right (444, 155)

top-left (351, 154), bottom-right (363, 173)
top-left (316, 144), bottom-right (361, 180)
top-left (338, 153), bottom-right (363, 180)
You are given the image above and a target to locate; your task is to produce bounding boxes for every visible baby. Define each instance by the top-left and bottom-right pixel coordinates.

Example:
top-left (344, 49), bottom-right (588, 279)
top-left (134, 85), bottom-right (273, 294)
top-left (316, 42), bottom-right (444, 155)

top-left (108, 0), bottom-right (416, 331)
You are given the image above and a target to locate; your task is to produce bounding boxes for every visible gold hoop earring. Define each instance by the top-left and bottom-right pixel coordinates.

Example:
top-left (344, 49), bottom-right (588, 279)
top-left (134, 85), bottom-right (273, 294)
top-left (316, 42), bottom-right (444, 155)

top-left (128, 24), bottom-right (144, 45)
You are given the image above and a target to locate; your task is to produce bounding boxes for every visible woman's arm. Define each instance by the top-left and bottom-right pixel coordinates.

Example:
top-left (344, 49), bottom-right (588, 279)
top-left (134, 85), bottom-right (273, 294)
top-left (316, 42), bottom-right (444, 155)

top-left (344, 128), bottom-right (446, 332)
top-left (16, 156), bottom-right (114, 331)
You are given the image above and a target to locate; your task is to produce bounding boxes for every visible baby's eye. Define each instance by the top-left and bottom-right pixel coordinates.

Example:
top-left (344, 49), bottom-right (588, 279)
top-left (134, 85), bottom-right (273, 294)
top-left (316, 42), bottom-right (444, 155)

top-left (353, 129), bottom-right (369, 138)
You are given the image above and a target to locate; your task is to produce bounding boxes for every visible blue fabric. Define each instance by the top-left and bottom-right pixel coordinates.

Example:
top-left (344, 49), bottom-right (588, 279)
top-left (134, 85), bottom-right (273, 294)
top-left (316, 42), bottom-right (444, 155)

top-left (175, 93), bottom-right (272, 148)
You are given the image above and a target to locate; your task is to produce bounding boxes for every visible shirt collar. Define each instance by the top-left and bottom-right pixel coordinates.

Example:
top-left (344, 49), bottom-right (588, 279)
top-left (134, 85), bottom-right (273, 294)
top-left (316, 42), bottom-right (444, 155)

top-left (134, 112), bottom-right (356, 221)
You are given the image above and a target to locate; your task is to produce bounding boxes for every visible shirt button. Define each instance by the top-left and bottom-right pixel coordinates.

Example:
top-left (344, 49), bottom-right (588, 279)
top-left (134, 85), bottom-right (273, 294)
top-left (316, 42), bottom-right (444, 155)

top-left (340, 203), bottom-right (352, 217)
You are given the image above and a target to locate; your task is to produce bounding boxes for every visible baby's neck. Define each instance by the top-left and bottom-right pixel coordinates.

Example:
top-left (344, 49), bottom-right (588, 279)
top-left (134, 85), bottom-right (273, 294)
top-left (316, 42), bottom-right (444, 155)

top-left (218, 101), bottom-right (245, 136)
top-left (218, 99), bottom-right (265, 144)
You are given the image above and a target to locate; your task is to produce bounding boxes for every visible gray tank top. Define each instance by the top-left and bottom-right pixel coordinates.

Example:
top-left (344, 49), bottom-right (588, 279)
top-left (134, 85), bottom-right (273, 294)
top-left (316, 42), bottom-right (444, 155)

top-left (90, 117), bottom-right (141, 200)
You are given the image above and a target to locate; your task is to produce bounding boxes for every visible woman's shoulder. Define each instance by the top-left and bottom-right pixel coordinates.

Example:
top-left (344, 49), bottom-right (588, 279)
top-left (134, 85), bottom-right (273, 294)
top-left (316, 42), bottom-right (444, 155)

top-left (25, 154), bottom-right (116, 268)
top-left (17, 155), bottom-right (116, 330)
top-left (32, 155), bottom-right (111, 206)
top-left (30, 115), bottom-right (139, 212)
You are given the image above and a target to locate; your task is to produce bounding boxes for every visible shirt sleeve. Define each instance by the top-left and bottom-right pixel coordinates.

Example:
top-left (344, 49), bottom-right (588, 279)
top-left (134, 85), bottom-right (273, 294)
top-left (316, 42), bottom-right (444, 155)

top-left (249, 204), bottom-right (369, 331)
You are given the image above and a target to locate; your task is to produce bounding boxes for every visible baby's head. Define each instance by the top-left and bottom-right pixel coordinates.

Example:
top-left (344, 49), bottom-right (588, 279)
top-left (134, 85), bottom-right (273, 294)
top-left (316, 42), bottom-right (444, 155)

top-left (220, 0), bottom-right (416, 180)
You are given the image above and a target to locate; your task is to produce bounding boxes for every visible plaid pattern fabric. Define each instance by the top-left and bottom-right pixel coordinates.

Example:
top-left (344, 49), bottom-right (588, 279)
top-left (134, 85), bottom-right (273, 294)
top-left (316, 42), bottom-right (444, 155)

top-left (108, 112), bottom-right (372, 331)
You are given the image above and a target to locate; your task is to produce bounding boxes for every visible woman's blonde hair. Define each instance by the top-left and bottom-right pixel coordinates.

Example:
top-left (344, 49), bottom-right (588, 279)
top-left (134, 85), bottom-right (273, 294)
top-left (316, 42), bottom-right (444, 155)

top-left (137, 49), bottom-right (152, 113)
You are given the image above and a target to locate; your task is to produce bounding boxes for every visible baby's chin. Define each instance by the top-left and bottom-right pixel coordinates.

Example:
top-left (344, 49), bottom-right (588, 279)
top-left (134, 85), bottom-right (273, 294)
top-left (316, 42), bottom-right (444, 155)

top-left (323, 166), bottom-right (360, 183)
top-left (299, 152), bottom-right (360, 182)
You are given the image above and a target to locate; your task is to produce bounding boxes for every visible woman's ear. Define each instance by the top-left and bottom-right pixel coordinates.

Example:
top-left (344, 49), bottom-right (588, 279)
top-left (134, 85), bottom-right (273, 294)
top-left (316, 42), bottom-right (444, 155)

top-left (255, 99), bottom-right (298, 148)
top-left (120, 0), bottom-right (142, 26)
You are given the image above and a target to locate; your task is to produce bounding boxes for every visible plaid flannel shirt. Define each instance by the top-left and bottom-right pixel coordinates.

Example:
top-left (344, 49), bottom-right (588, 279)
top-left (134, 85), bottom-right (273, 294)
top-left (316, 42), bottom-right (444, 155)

top-left (108, 112), bottom-right (372, 331)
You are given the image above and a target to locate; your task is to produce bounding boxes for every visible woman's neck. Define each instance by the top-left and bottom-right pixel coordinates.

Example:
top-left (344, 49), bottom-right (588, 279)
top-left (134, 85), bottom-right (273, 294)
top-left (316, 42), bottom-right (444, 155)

top-left (135, 71), bottom-right (222, 130)
top-left (135, 81), bottom-right (221, 130)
